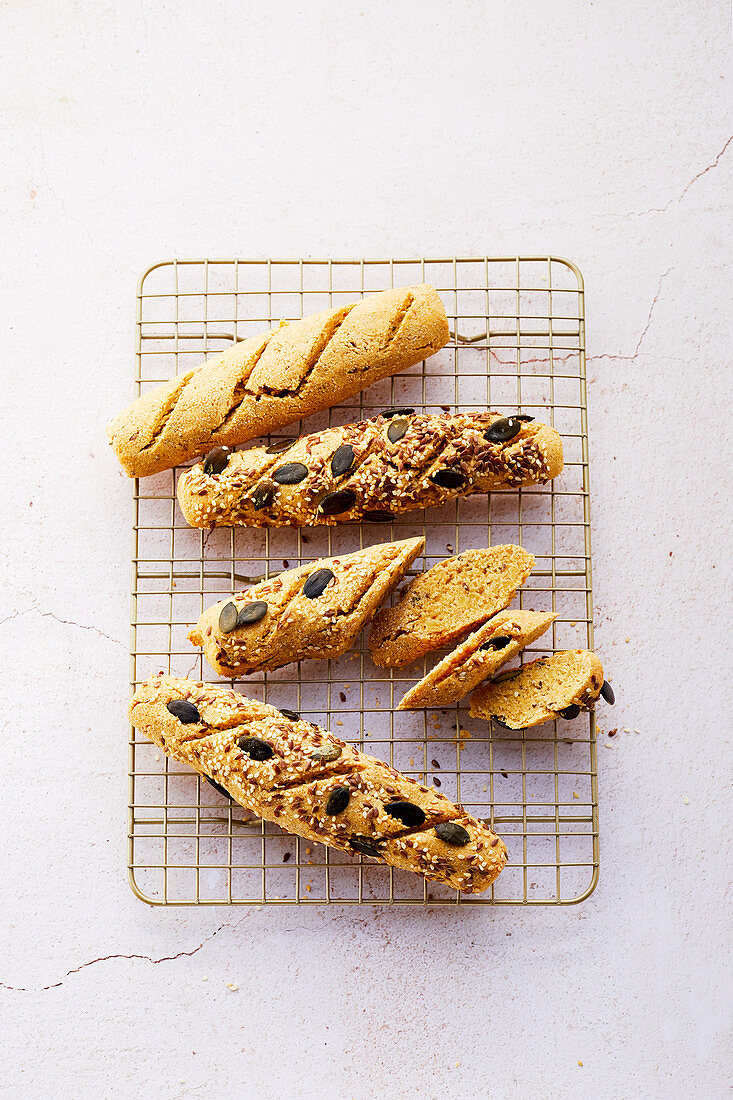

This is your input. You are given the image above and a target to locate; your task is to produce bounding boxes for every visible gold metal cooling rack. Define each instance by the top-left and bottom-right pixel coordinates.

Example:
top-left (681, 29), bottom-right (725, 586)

top-left (128, 256), bottom-right (597, 906)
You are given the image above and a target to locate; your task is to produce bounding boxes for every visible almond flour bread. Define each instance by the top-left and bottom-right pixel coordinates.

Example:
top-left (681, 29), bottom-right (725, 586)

top-left (368, 545), bottom-right (535, 668)
top-left (108, 285), bottom-right (449, 478)
top-left (188, 537), bottom-right (424, 676)
top-left (176, 411), bottom-right (563, 528)
top-left (398, 609), bottom-right (556, 709)
top-left (469, 649), bottom-right (613, 729)
top-left (130, 675), bottom-right (508, 893)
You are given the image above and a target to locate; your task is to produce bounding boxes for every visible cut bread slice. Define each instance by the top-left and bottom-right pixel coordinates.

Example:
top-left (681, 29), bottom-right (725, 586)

top-left (189, 536), bottom-right (424, 676)
top-left (367, 545), bottom-right (534, 668)
top-left (469, 649), bottom-right (605, 730)
top-left (398, 609), bottom-right (556, 709)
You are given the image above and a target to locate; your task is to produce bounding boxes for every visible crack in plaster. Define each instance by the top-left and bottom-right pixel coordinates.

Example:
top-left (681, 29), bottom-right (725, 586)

top-left (0, 606), bottom-right (124, 648)
top-left (0, 918), bottom-right (244, 993)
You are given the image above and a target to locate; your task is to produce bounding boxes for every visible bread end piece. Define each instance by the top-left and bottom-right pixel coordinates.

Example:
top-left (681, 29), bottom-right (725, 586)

top-left (469, 649), bottom-right (604, 729)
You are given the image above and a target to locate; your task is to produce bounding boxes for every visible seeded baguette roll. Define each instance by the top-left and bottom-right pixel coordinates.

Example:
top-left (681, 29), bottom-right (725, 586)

top-left (108, 285), bottom-right (449, 477)
top-left (398, 609), bottom-right (556, 709)
top-left (368, 545), bottom-right (535, 668)
top-left (188, 537), bottom-right (424, 676)
top-left (469, 649), bottom-right (610, 730)
top-left (130, 675), bottom-right (508, 893)
top-left (176, 411), bottom-right (563, 528)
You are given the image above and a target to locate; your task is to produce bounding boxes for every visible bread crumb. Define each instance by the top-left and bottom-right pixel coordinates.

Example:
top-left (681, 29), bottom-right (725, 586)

top-left (578, 1061), bottom-right (583, 1067)
top-left (683, 796), bottom-right (689, 804)
top-left (625, 637), bottom-right (630, 643)
top-left (573, 791), bottom-right (579, 798)
top-left (201, 976), bottom-right (208, 981)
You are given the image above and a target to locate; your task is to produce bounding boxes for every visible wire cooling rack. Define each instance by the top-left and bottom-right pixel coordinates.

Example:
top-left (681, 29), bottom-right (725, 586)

top-left (128, 256), bottom-right (597, 906)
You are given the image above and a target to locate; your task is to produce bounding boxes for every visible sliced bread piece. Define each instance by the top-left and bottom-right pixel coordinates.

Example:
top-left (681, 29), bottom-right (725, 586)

top-left (368, 545), bottom-right (534, 668)
top-left (398, 609), bottom-right (556, 709)
top-left (469, 649), bottom-right (607, 730)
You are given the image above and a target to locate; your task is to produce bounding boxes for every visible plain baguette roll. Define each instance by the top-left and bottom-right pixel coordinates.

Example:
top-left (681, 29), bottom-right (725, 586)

top-left (108, 284), bottom-right (449, 477)
top-left (130, 675), bottom-right (508, 894)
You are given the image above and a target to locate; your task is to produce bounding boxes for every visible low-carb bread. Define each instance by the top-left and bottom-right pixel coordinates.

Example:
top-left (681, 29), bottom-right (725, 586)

top-left (176, 411), bottom-right (564, 528)
top-left (188, 537), bottom-right (424, 676)
top-left (108, 284), bottom-right (449, 478)
top-left (368, 545), bottom-right (535, 668)
top-left (398, 609), bottom-right (556, 709)
top-left (469, 649), bottom-right (609, 729)
top-left (130, 675), bottom-right (508, 893)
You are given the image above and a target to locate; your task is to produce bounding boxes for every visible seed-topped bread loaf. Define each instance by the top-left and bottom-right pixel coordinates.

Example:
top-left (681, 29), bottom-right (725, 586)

top-left (188, 537), bottom-right (424, 676)
top-left (368, 545), bottom-right (535, 668)
top-left (469, 649), bottom-right (613, 730)
top-left (398, 609), bottom-right (556, 709)
top-left (176, 411), bottom-right (563, 528)
top-left (130, 675), bottom-right (508, 893)
top-left (108, 285), bottom-right (449, 478)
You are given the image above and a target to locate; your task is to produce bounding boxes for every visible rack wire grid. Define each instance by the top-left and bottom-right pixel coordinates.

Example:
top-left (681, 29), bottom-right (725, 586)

top-left (128, 256), bottom-right (597, 907)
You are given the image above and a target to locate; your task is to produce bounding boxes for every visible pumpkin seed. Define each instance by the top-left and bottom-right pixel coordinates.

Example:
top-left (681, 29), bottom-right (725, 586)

top-left (349, 837), bottom-right (382, 857)
top-left (310, 744), bottom-right (342, 763)
top-left (237, 736), bottom-right (274, 761)
top-left (381, 406), bottom-right (415, 418)
top-left (600, 680), bottom-right (615, 704)
top-left (205, 775), bottom-right (231, 799)
top-left (491, 715), bottom-right (520, 729)
top-left (387, 417), bottom-right (409, 443)
top-left (237, 600), bottom-right (268, 626)
top-left (479, 635), bottom-right (512, 651)
top-left (166, 699), bottom-right (201, 724)
top-left (435, 822), bottom-right (470, 846)
top-left (280, 708), bottom-right (300, 721)
top-left (303, 568), bottom-right (334, 598)
top-left (363, 510), bottom-right (394, 523)
top-left (430, 468), bottom-right (465, 489)
top-left (484, 416), bottom-right (521, 444)
top-left (330, 444), bottom-right (355, 477)
top-left (491, 668), bottom-right (522, 683)
top-left (325, 786), bottom-right (351, 815)
top-left (515, 414), bottom-right (535, 422)
top-left (265, 438), bottom-right (293, 454)
top-left (384, 800), bottom-right (426, 827)
top-left (559, 704), bottom-right (581, 720)
top-left (272, 462), bottom-right (308, 484)
top-left (252, 480), bottom-right (277, 510)
top-left (318, 489), bottom-right (356, 515)
top-left (218, 602), bottom-right (239, 634)
top-left (202, 445), bottom-right (231, 475)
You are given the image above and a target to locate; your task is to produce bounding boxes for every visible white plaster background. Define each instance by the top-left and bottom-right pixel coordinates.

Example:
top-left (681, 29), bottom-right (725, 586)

top-left (1, 1), bottom-right (731, 1096)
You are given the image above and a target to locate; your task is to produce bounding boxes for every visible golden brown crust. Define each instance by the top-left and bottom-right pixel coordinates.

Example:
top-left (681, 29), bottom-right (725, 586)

top-left (398, 609), bottom-right (556, 709)
top-left (130, 675), bottom-right (508, 893)
top-left (176, 412), bottom-right (564, 528)
top-left (469, 649), bottom-right (605, 729)
top-left (108, 285), bottom-right (449, 477)
top-left (188, 537), bottom-right (424, 676)
top-left (368, 546), bottom-right (535, 668)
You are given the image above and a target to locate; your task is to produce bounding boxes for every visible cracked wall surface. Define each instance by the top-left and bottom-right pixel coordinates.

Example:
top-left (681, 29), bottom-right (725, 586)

top-left (1, 1), bottom-right (730, 1098)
